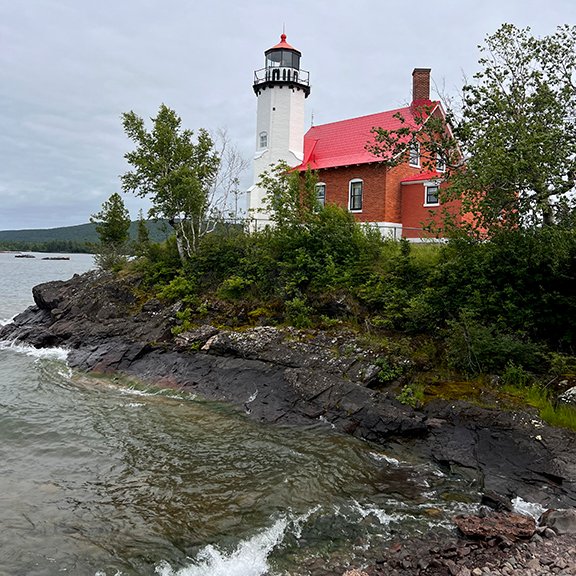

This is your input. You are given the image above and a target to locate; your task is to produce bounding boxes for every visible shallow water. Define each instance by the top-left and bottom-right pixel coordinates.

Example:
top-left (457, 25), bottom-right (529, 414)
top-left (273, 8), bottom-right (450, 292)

top-left (0, 253), bottom-right (479, 575)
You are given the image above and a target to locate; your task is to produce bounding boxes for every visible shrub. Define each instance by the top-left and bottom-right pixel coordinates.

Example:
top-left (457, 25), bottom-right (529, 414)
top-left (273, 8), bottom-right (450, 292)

top-left (375, 356), bottom-right (405, 384)
top-left (396, 382), bottom-right (425, 408)
top-left (156, 275), bottom-right (197, 304)
top-left (217, 275), bottom-right (253, 301)
top-left (284, 296), bottom-right (313, 329)
top-left (445, 311), bottom-right (546, 374)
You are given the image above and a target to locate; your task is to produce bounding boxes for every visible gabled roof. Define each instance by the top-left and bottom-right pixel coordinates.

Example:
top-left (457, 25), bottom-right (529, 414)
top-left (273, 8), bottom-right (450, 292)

top-left (300, 101), bottom-right (438, 171)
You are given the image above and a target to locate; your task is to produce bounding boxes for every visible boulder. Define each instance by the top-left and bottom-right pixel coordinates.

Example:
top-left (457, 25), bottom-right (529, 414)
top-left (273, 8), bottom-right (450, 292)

top-left (540, 508), bottom-right (576, 535)
top-left (453, 512), bottom-right (536, 541)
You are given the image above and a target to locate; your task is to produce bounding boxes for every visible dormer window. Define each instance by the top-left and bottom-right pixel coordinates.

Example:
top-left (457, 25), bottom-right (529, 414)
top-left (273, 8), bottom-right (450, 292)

top-left (409, 142), bottom-right (420, 167)
top-left (436, 152), bottom-right (446, 172)
top-left (259, 131), bottom-right (268, 149)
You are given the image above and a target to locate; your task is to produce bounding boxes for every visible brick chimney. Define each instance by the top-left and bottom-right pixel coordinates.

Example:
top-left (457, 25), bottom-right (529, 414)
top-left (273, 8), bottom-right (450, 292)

top-left (412, 68), bottom-right (431, 106)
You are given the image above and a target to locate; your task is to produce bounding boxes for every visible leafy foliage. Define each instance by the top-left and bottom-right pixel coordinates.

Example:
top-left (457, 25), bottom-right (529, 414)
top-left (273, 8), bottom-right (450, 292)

top-left (369, 24), bottom-right (576, 236)
top-left (447, 24), bottom-right (576, 231)
top-left (121, 105), bottom-right (221, 261)
top-left (90, 193), bottom-right (131, 270)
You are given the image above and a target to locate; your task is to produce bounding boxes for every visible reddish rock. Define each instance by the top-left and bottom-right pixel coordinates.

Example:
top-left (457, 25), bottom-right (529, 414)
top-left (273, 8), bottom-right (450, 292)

top-left (453, 512), bottom-right (536, 541)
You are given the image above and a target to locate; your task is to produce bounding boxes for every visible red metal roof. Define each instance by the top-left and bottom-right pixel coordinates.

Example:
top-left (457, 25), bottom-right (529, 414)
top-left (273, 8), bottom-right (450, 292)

top-left (300, 102), bottom-right (437, 171)
top-left (401, 171), bottom-right (443, 183)
top-left (268, 33), bottom-right (297, 51)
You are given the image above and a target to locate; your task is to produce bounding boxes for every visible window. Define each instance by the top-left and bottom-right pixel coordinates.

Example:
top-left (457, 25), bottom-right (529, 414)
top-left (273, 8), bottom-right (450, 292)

top-left (409, 142), bottom-right (420, 167)
top-left (316, 183), bottom-right (326, 207)
top-left (259, 131), bottom-right (268, 149)
top-left (436, 152), bottom-right (446, 172)
top-left (349, 179), bottom-right (363, 211)
top-left (425, 184), bottom-right (440, 206)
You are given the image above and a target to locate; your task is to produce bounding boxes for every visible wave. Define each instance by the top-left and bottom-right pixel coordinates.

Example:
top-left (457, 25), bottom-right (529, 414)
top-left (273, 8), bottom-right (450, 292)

top-left (0, 340), bottom-right (69, 361)
top-left (512, 496), bottom-right (545, 519)
top-left (155, 517), bottom-right (288, 576)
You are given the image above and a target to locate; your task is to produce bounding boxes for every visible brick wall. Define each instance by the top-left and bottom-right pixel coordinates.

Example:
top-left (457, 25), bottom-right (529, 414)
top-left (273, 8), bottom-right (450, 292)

top-left (317, 162), bottom-right (422, 223)
top-left (401, 181), bottom-right (461, 239)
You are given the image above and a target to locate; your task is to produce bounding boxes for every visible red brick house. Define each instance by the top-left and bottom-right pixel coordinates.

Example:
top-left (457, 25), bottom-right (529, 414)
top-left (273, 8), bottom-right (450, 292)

top-left (298, 69), bottom-right (461, 239)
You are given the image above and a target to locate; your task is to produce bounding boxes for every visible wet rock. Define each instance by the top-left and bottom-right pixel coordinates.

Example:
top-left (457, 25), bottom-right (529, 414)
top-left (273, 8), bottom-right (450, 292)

top-left (2, 271), bottom-right (576, 511)
top-left (481, 490), bottom-right (513, 512)
top-left (453, 512), bottom-right (536, 541)
top-left (540, 508), bottom-right (576, 535)
top-left (558, 386), bottom-right (576, 405)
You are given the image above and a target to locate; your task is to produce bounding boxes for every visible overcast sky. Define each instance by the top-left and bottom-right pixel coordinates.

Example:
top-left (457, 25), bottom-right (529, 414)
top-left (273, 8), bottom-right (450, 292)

top-left (0, 0), bottom-right (574, 230)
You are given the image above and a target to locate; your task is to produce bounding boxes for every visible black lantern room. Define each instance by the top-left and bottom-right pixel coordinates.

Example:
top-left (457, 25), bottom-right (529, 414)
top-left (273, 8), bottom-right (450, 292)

top-left (253, 34), bottom-right (310, 97)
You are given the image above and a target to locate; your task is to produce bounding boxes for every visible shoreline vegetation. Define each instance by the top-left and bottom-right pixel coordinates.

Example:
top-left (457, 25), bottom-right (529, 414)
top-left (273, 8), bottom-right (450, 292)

top-left (117, 208), bottom-right (576, 433)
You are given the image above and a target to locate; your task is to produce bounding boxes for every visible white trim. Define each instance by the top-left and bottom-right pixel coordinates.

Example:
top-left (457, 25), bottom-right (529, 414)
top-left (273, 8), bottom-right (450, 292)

top-left (348, 178), bottom-right (363, 212)
top-left (370, 221), bottom-right (403, 240)
top-left (409, 141), bottom-right (420, 167)
top-left (424, 183), bottom-right (440, 206)
top-left (436, 152), bottom-right (446, 172)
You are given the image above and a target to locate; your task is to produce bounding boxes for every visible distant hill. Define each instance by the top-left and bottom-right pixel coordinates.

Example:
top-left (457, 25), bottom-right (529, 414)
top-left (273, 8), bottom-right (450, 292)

top-left (0, 221), bottom-right (173, 244)
top-left (0, 220), bottom-right (174, 253)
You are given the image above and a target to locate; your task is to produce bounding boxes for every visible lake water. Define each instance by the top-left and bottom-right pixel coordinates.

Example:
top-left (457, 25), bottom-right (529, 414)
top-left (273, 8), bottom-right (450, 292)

top-left (0, 252), bottom-right (478, 575)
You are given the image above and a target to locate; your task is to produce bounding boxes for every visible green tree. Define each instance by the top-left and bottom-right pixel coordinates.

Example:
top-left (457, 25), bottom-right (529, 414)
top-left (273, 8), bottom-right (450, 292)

top-left (257, 161), bottom-right (320, 228)
top-left (370, 24), bottom-right (576, 235)
top-left (90, 192), bottom-right (131, 270)
top-left (452, 24), bottom-right (576, 231)
top-left (134, 208), bottom-right (150, 257)
top-left (121, 104), bottom-right (221, 262)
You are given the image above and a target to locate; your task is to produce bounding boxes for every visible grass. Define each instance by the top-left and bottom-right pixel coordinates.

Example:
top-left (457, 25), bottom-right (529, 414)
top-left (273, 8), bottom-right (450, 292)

top-left (540, 403), bottom-right (576, 430)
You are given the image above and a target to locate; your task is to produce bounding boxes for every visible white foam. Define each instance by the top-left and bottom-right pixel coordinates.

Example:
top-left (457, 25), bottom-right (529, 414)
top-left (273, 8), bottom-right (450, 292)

top-left (512, 496), bottom-right (545, 519)
top-left (155, 518), bottom-right (288, 576)
top-left (0, 340), bottom-right (69, 361)
top-left (116, 385), bottom-right (189, 401)
top-left (369, 452), bottom-right (400, 466)
top-left (351, 500), bottom-right (395, 526)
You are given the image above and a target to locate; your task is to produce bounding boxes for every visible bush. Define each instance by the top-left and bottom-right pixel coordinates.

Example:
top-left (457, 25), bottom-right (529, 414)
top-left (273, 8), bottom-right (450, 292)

top-left (284, 296), bottom-right (313, 329)
top-left (445, 311), bottom-right (546, 374)
top-left (217, 275), bottom-right (253, 301)
top-left (157, 275), bottom-right (195, 300)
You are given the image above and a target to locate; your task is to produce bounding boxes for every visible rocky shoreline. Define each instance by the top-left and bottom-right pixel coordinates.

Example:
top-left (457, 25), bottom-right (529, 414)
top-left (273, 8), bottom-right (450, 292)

top-left (2, 270), bottom-right (576, 574)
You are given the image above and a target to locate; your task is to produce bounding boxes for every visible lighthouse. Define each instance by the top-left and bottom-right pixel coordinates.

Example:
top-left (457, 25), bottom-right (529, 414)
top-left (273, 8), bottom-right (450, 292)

top-left (248, 33), bottom-right (311, 226)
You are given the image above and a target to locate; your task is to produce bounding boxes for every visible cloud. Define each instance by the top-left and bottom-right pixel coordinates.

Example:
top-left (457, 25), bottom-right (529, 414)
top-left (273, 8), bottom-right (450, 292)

top-left (0, 0), bottom-right (574, 229)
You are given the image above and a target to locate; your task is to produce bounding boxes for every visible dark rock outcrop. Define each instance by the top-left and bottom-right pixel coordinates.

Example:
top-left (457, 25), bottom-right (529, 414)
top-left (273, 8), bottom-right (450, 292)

top-left (2, 271), bottom-right (576, 509)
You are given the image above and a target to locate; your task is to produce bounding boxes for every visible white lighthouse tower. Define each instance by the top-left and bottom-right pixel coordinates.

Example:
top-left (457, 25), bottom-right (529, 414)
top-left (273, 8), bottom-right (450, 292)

top-left (248, 33), bottom-right (311, 227)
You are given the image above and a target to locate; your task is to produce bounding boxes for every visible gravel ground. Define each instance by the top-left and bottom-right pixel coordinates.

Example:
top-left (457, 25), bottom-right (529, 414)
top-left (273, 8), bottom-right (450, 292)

top-left (342, 531), bottom-right (576, 576)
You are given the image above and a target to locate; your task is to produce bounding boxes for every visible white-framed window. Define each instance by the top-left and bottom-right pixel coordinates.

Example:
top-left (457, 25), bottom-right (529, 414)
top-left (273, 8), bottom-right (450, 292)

top-left (315, 183), bottom-right (326, 207)
top-left (409, 141), bottom-right (420, 167)
top-left (424, 184), bottom-right (440, 206)
top-left (259, 131), bottom-right (268, 149)
top-left (349, 179), bottom-right (363, 211)
top-left (436, 152), bottom-right (446, 172)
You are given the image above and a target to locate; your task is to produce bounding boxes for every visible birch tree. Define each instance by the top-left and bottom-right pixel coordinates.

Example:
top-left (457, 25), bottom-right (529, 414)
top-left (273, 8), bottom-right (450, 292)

top-left (121, 104), bottom-right (220, 262)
